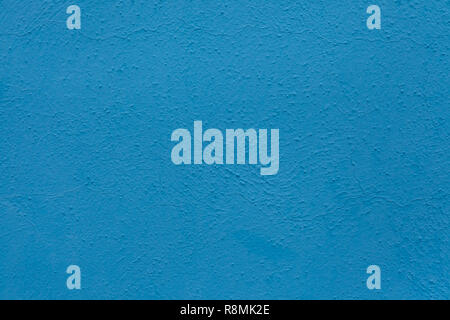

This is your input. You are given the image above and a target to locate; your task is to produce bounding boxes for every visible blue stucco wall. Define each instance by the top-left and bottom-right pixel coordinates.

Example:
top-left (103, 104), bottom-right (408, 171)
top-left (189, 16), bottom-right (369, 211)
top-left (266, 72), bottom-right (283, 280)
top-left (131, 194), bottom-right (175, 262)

top-left (0, 1), bottom-right (448, 299)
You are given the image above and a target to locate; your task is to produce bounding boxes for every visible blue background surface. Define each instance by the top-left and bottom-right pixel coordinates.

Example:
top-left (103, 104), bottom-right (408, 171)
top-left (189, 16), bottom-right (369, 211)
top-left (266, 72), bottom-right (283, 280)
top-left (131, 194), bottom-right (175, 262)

top-left (0, 1), bottom-right (449, 299)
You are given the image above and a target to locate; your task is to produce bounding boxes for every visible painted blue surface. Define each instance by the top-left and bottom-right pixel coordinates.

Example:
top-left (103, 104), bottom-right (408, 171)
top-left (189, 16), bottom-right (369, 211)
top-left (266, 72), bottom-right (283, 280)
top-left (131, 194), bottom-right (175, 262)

top-left (0, 1), bottom-right (448, 299)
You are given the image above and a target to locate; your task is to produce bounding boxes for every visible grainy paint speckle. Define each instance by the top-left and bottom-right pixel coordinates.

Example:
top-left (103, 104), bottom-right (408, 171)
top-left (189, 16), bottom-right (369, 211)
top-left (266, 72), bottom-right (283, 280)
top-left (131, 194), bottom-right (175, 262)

top-left (0, 1), bottom-right (448, 299)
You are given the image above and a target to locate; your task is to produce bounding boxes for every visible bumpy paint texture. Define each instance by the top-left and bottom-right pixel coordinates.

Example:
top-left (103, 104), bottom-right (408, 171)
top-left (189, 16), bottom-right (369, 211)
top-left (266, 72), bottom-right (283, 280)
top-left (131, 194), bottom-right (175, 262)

top-left (0, 1), bottom-right (449, 299)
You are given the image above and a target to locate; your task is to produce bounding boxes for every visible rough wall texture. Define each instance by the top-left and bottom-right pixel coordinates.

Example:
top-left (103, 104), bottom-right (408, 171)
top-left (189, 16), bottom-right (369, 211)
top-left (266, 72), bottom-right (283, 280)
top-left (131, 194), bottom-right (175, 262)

top-left (0, 1), bottom-right (448, 299)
